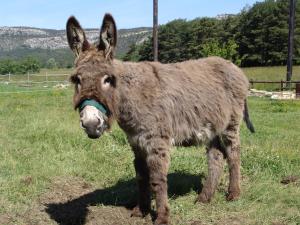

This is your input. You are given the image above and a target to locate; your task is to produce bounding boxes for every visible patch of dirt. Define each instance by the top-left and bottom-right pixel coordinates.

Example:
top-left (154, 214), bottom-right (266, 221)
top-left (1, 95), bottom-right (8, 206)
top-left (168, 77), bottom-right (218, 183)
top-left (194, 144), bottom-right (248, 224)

top-left (1, 173), bottom-right (236, 225)
top-left (272, 222), bottom-right (286, 225)
top-left (0, 214), bottom-right (13, 225)
top-left (20, 175), bottom-right (33, 186)
top-left (216, 216), bottom-right (247, 225)
top-left (189, 221), bottom-right (203, 225)
top-left (281, 175), bottom-right (299, 185)
top-left (18, 176), bottom-right (151, 225)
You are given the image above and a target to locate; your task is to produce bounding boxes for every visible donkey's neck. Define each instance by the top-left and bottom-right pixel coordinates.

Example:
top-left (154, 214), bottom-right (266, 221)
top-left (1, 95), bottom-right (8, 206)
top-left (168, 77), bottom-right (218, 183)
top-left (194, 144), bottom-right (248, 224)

top-left (111, 60), bottom-right (160, 134)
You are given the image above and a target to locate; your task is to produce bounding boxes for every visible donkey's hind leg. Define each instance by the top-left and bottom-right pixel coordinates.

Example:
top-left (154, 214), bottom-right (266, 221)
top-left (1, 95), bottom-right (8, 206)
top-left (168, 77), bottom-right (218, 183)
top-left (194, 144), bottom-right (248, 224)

top-left (223, 121), bottom-right (241, 201)
top-left (196, 136), bottom-right (225, 203)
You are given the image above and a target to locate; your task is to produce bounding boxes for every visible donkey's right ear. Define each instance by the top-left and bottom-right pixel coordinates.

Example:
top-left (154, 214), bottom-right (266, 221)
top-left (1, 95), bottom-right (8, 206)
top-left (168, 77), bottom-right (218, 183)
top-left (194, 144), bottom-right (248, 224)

top-left (66, 16), bottom-right (90, 57)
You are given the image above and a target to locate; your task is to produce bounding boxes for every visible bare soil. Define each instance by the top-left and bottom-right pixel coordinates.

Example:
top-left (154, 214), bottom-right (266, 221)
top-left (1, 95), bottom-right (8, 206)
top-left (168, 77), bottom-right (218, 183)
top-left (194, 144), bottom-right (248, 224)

top-left (281, 175), bottom-right (300, 185)
top-left (3, 177), bottom-right (151, 225)
top-left (0, 176), bottom-right (257, 225)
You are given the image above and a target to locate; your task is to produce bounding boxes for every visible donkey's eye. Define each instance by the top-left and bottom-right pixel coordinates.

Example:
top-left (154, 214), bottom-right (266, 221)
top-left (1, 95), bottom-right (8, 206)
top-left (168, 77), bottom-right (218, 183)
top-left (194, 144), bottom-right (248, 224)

top-left (104, 76), bottom-right (113, 84)
top-left (70, 74), bottom-right (81, 84)
top-left (103, 74), bottom-right (116, 87)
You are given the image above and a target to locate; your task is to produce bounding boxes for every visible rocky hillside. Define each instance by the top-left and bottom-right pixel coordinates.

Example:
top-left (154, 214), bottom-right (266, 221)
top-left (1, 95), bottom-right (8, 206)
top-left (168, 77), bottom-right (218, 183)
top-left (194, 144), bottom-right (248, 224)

top-left (0, 26), bottom-right (151, 66)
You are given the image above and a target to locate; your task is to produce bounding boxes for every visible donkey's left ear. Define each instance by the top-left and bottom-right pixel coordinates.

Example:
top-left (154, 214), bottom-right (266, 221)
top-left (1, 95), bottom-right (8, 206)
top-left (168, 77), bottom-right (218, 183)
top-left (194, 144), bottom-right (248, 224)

top-left (98, 13), bottom-right (117, 59)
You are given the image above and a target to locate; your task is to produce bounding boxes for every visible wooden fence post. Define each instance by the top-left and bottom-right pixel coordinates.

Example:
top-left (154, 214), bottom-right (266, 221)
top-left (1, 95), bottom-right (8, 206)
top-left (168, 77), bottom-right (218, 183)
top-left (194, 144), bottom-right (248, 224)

top-left (250, 79), bottom-right (253, 89)
top-left (296, 83), bottom-right (300, 98)
top-left (46, 71), bottom-right (48, 86)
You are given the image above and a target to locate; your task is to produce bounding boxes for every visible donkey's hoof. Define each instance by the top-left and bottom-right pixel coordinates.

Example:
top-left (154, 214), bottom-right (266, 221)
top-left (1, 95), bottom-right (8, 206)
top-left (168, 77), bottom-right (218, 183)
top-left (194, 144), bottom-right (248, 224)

top-left (131, 206), bottom-right (143, 217)
top-left (131, 205), bottom-right (150, 217)
top-left (226, 192), bottom-right (240, 201)
top-left (154, 217), bottom-right (169, 225)
top-left (195, 193), bottom-right (211, 204)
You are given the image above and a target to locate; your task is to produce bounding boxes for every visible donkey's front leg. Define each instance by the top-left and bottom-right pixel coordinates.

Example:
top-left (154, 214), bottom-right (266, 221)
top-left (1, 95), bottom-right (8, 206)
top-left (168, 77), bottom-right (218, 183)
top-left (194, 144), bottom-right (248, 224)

top-left (147, 139), bottom-right (170, 225)
top-left (131, 155), bottom-right (151, 217)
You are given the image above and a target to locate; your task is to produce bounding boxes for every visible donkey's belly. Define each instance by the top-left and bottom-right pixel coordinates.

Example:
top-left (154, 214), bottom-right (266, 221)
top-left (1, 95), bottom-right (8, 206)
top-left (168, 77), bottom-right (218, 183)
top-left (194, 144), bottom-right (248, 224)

top-left (172, 125), bottom-right (215, 147)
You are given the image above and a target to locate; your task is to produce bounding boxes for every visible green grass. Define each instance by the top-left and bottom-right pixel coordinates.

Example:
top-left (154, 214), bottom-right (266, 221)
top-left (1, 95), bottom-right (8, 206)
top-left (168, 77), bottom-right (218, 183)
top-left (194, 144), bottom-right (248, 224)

top-left (0, 82), bottom-right (299, 224)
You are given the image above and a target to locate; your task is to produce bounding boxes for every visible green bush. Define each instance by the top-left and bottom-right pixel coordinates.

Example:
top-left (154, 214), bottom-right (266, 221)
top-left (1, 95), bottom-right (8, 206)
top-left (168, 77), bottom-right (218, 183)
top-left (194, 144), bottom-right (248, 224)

top-left (0, 57), bottom-right (40, 74)
top-left (201, 39), bottom-right (241, 65)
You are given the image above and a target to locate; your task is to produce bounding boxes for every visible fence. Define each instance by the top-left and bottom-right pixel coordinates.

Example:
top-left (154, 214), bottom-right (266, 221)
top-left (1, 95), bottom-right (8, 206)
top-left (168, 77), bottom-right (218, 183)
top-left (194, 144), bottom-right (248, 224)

top-left (0, 72), bottom-right (70, 86)
top-left (0, 72), bottom-right (71, 94)
top-left (249, 79), bottom-right (300, 90)
top-left (249, 79), bottom-right (300, 98)
top-left (1, 73), bottom-right (300, 97)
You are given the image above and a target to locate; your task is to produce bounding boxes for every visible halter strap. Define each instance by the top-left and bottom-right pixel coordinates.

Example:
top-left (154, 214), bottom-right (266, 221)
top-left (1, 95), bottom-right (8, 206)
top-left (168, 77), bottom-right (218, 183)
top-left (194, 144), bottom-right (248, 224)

top-left (79, 99), bottom-right (108, 115)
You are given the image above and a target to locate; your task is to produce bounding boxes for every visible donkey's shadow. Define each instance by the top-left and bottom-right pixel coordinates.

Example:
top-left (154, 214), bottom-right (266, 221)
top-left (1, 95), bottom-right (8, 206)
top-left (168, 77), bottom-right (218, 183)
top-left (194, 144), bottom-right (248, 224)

top-left (45, 172), bottom-right (204, 225)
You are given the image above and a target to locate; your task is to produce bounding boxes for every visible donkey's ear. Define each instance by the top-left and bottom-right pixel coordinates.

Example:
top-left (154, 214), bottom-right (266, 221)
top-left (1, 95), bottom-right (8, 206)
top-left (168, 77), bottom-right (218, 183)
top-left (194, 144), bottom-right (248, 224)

top-left (66, 16), bottom-right (90, 57)
top-left (98, 13), bottom-right (117, 59)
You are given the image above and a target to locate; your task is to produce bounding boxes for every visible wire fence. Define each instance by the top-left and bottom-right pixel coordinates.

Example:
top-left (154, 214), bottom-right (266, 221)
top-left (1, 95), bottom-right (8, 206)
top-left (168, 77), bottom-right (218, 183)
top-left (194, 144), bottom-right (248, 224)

top-left (0, 72), bottom-right (71, 94)
top-left (0, 72), bottom-right (70, 94)
top-left (0, 72), bottom-right (70, 85)
top-left (2, 72), bottom-right (300, 97)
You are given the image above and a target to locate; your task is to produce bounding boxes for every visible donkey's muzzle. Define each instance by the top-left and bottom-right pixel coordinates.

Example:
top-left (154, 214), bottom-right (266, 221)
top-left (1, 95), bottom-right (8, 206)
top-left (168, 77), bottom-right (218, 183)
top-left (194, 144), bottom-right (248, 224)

top-left (80, 105), bottom-right (107, 139)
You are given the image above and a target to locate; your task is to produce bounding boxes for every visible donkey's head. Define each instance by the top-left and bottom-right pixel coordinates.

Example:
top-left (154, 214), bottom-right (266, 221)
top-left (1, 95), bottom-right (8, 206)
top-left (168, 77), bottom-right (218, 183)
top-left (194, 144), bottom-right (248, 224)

top-left (66, 14), bottom-right (117, 139)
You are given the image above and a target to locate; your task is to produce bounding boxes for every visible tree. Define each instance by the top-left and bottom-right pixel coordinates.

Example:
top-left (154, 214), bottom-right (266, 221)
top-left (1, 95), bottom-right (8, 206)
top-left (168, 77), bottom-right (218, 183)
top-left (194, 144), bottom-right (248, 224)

top-left (46, 58), bottom-right (57, 69)
top-left (21, 57), bottom-right (40, 73)
top-left (124, 0), bottom-right (300, 67)
top-left (123, 44), bottom-right (140, 62)
top-left (0, 57), bottom-right (40, 74)
top-left (136, 17), bottom-right (239, 64)
top-left (201, 39), bottom-right (241, 65)
top-left (236, 0), bottom-right (300, 66)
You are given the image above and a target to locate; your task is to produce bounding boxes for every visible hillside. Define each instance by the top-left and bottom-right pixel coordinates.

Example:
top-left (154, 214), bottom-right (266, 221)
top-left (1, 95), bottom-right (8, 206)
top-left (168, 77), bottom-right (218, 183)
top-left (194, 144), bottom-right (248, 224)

top-left (0, 26), bottom-right (152, 66)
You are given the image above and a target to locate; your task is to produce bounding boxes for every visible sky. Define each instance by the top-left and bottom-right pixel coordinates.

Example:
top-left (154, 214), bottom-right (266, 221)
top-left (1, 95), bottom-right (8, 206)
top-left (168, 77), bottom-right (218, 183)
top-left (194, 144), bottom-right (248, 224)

top-left (0, 0), bottom-right (263, 30)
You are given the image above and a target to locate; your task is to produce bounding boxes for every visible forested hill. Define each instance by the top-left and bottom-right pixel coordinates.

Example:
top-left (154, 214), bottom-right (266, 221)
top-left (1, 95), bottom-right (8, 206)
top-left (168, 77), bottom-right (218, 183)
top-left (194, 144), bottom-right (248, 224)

top-left (124, 0), bottom-right (300, 67)
top-left (0, 26), bottom-right (151, 68)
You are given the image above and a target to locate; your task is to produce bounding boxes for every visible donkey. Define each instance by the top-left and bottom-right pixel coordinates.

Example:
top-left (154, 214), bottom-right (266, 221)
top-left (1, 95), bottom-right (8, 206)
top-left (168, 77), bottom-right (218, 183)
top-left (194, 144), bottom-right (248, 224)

top-left (66, 14), bottom-right (254, 225)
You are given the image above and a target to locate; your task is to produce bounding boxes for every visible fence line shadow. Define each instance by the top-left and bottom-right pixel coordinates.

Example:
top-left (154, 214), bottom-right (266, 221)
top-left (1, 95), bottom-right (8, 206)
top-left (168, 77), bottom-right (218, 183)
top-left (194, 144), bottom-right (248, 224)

top-left (45, 172), bottom-right (204, 225)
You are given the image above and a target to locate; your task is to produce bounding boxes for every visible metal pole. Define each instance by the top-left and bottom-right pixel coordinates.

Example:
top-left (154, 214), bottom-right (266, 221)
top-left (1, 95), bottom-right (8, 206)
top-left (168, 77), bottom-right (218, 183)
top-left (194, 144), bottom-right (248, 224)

top-left (286, 0), bottom-right (296, 86)
top-left (153, 0), bottom-right (158, 61)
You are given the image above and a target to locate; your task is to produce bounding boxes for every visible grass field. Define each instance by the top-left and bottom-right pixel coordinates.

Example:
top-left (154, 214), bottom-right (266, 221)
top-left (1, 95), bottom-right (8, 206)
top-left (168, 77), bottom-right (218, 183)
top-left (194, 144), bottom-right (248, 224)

top-left (0, 74), bottom-right (300, 225)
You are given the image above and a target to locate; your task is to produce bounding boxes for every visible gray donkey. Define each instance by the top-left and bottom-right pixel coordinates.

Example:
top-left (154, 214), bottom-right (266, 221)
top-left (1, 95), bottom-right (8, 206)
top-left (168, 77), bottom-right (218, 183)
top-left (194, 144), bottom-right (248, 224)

top-left (66, 14), bottom-right (254, 225)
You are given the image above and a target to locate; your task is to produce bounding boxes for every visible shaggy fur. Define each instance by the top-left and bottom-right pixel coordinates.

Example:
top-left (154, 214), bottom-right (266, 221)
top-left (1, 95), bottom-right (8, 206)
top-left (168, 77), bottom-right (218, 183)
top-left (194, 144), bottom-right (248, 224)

top-left (67, 14), bottom-right (254, 225)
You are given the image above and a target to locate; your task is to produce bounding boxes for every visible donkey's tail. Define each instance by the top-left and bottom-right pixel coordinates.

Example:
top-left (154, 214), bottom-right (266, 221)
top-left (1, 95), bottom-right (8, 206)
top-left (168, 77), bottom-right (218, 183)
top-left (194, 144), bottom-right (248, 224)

top-left (243, 99), bottom-right (255, 133)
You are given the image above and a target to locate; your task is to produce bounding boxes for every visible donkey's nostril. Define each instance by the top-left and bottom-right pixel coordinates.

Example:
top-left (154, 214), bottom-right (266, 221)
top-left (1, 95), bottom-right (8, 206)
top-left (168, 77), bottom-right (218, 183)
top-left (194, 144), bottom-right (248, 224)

top-left (81, 120), bottom-right (88, 130)
top-left (96, 118), bottom-right (102, 128)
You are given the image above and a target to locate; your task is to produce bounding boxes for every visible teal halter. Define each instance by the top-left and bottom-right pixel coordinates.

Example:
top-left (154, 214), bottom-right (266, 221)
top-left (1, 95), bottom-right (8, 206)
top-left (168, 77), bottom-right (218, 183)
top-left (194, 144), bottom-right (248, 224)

top-left (79, 99), bottom-right (108, 115)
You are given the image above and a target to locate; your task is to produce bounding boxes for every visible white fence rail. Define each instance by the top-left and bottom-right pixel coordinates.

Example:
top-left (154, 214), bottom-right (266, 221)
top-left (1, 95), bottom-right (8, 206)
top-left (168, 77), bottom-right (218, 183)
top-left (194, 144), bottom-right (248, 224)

top-left (0, 72), bottom-right (70, 86)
